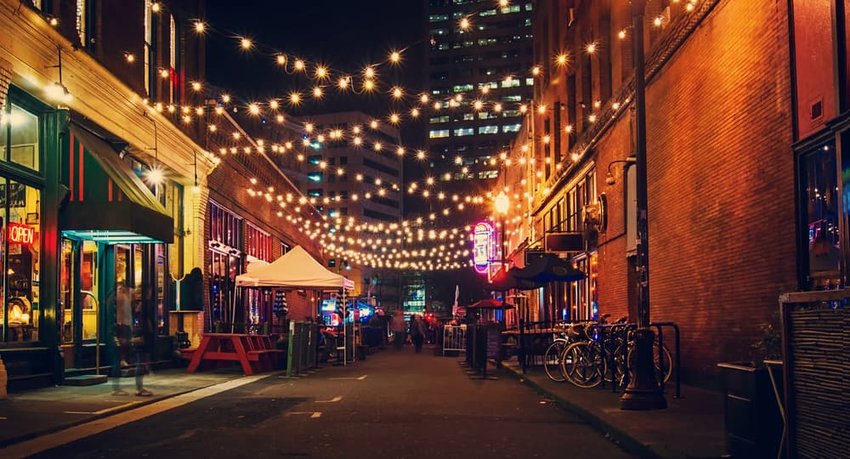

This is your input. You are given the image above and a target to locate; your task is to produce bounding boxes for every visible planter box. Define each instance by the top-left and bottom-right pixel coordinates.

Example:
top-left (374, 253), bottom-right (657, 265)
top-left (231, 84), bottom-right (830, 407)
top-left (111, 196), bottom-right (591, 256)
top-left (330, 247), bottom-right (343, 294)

top-left (717, 362), bottom-right (783, 458)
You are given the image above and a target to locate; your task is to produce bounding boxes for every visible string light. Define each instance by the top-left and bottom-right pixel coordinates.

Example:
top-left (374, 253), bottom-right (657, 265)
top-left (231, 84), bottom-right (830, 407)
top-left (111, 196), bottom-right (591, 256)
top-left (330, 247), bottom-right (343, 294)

top-left (240, 37), bottom-right (253, 50)
top-left (194, 21), bottom-right (206, 33)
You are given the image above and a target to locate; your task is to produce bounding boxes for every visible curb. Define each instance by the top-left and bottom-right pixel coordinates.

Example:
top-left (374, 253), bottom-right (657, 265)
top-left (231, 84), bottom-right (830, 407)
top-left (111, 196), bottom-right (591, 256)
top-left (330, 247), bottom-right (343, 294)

top-left (0, 373), bottom-right (265, 449)
top-left (500, 364), bottom-right (661, 459)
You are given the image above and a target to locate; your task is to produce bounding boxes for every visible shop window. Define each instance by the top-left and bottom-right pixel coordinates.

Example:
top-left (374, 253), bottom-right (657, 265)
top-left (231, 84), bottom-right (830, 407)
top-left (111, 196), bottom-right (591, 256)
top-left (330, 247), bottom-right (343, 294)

top-left (0, 105), bottom-right (40, 172)
top-left (800, 140), bottom-right (840, 288)
top-left (0, 180), bottom-right (42, 343)
top-left (60, 240), bottom-right (74, 344)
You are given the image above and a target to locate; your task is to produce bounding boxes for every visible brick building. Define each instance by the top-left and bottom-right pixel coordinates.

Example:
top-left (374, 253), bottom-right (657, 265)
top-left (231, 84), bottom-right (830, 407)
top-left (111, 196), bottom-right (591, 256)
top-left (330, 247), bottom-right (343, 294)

top-left (0, 0), bottom-right (328, 389)
top-left (499, 0), bottom-right (808, 382)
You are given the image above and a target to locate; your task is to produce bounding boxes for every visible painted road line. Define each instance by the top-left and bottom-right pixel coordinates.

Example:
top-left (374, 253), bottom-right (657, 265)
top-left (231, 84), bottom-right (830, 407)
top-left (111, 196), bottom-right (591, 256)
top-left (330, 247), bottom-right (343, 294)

top-left (329, 374), bottom-right (368, 381)
top-left (285, 411), bottom-right (322, 418)
top-left (0, 374), bottom-right (268, 459)
top-left (316, 396), bottom-right (342, 403)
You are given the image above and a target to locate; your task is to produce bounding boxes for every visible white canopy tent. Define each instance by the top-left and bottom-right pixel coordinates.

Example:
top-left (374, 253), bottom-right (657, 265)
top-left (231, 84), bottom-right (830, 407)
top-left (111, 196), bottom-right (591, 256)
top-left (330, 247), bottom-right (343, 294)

top-left (235, 246), bottom-right (356, 365)
top-left (236, 246), bottom-right (354, 290)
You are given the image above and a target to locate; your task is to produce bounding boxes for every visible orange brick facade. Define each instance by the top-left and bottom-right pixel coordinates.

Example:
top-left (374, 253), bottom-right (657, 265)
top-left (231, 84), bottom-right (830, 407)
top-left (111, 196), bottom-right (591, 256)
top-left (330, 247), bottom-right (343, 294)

top-left (509, 0), bottom-right (798, 382)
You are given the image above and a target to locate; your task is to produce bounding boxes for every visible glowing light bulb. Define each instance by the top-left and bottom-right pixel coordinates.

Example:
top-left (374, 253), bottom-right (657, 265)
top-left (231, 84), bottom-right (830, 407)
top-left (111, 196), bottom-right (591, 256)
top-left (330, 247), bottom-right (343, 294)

top-left (191, 81), bottom-right (202, 92)
top-left (389, 50), bottom-right (401, 63)
top-left (473, 100), bottom-right (484, 111)
top-left (276, 54), bottom-right (287, 65)
top-left (248, 103), bottom-right (260, 115)
top-left (338, 77), bottom-right (350, 90)
top-left (370, 120), bottom-right (379, 129)
top-left (221, 94), bottom-right (231, 104)
top-left (391, 86), bottom-right (404, 99)
top-left (289, 92), bottom-right (302, 105)
top-left (240, 37), bottom-right (253, 50)
top-left (389, 113), bottom-right (400, 124)
top-left (410, 108), bottom-right (420, 118)
top-left (420, 94), bottom-right (429, 104)
top-left (194, 21), bottom-right (206, 33)
top-left (459, 17), bottom-right (471, 30)
top-left (653, 15), bottom-right (664, 27)
top-left (150, 2), bottom-right (161, 13)
top-left (618, 29), bottom-right (627, 40)
top-left (160, 69), bottom-right (170, 79)
top-left (364, 66), bottom-right (376, 79)
top-left (556, 53), bottom-right (569, 66)
top-left (124, 52), bottom-right (136, 63)
top-left (315, 65), bottom-right (328, 79)
top-left (585, 42), bottom-right (597, 54)
top-left (312, 86), bottom-right (323, 98)
top-left (537, 104), bottom-right (547, 114)
top-left (363, 79), bottom-right (375, 92)
top-left (532, 65), bottom-right (541, 76)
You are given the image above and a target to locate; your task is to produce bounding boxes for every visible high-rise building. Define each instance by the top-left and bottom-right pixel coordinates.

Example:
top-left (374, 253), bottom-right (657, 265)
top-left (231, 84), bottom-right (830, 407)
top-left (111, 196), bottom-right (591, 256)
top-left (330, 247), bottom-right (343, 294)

top-left (424, 0), bottom-right (534, 196)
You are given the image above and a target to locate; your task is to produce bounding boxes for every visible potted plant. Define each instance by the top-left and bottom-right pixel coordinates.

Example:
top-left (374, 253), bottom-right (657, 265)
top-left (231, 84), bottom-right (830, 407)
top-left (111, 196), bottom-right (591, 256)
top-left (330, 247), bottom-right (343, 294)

top-left (716, 322), bottom-right (784, 458)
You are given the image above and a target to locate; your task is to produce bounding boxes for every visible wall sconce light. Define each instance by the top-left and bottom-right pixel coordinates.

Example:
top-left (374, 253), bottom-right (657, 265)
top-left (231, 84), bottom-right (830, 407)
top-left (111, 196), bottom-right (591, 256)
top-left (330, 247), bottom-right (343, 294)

top-left (606, 156), bottom-right (636, 185)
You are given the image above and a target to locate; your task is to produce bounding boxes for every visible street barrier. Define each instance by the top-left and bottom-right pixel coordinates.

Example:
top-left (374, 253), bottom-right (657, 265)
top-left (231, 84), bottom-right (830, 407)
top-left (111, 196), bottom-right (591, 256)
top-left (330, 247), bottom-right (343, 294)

top-left (442, 325), bottom-right (467, 356)
top-left (287, 321), bottom-right (320, 378)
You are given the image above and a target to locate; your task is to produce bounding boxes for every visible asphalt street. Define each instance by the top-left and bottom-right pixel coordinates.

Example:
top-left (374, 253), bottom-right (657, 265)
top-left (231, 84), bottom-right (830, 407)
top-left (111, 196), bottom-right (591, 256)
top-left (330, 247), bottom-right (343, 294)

top-left (32, 348), bottom-right (633, 458)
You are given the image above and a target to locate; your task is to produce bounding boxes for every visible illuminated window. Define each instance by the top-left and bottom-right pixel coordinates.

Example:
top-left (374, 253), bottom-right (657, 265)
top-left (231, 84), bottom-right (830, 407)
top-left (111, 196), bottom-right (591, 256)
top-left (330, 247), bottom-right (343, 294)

top-left (478, 125), bottom-right (499, 135)
top-left (429, 116), bottom-right (450, 124)
top-left (502, 124), bottom-right (522, 133)
top-left (429, 129), bottom-right (450, 139)
top-left (169, 14), bottom-right (177, 103)
top-left (307, 173), bottom-right (323, 183)
top-left (454, 128), bottom-right (475, 137)
top-left (429, 14), bottom-right (449, 22)
top-left (144, 0), bottom-right (153, 97)
top-left (75, 0), bottom-right (87, 45)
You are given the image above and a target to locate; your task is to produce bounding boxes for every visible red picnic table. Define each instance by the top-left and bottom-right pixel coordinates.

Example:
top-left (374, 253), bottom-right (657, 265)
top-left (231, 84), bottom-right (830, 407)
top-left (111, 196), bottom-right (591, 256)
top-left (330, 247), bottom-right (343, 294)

top-left (186, 333), bottom-right (284, 375)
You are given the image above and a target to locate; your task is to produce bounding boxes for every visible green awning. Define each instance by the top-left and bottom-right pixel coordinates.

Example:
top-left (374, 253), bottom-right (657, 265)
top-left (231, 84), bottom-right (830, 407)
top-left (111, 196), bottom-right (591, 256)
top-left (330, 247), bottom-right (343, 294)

top-left (60, 124), bottom-right (174, 244)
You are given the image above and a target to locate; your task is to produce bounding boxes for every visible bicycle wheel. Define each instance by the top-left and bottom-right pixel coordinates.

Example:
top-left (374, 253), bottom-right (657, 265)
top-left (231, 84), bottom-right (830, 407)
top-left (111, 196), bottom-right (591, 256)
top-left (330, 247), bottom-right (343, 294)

top-left (561, 342), bottom-right (604, 388)
top-left (543, 339), bottom-right (568, 382)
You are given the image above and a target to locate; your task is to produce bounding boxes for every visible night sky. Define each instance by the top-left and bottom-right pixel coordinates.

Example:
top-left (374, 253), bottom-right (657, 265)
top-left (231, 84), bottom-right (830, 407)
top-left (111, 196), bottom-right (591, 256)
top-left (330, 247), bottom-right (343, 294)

top-left (206, 0), bottom-right (427, 119)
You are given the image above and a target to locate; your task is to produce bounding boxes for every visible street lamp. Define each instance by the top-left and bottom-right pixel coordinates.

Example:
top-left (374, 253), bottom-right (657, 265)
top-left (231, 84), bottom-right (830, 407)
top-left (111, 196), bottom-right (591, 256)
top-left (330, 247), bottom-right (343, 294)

top-left (621, 0), bottom-right (666, 411)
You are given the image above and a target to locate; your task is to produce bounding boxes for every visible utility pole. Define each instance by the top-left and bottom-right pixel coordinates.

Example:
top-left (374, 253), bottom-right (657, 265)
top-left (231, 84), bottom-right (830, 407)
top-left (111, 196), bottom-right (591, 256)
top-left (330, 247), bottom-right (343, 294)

top-left (620, 0), bottom-right (667, 411)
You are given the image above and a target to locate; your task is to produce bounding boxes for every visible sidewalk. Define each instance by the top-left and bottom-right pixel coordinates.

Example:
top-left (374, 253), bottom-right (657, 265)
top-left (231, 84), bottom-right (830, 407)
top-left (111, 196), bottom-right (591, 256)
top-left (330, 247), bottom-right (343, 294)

top-left (500, 361), bottom-right (726, 459)
top-left (0, 368), bottom-right (246, 447)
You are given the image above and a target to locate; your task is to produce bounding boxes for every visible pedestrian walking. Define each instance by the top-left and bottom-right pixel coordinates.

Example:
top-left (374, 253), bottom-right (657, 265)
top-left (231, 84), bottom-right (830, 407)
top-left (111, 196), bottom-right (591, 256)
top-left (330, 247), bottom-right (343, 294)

top-left (129, 294), bottom-right (153, 397)
top-left (111, 285), bottom-right (132, 396)
top-left (390, 310), bottom-right (406, 350)
top-left (411, 315), bottom-right (427, 354)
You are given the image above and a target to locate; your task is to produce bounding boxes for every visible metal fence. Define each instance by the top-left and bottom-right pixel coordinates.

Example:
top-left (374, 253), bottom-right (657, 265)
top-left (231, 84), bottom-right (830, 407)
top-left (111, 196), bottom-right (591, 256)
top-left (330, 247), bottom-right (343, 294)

top-left (780, 290), bottom-right (850, 458)
top-left (442, 325), bottom-right (467, 356)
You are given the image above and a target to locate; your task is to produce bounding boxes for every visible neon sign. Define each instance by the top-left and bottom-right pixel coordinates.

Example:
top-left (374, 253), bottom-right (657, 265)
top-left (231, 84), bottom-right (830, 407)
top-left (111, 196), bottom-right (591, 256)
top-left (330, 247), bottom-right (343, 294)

top-left (472, 221), bottom-right (495, 274)
top-left (8, 223), bottom-right (35, 245)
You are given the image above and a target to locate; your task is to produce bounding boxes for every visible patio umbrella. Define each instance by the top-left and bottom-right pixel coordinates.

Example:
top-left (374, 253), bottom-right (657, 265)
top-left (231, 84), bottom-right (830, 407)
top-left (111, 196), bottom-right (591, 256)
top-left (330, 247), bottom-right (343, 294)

top-left (487, 267), bottom-right (543, 292)
top-left (467, 298), bottom-right (516, 309)
top-left (512, 253), bottom-right (586, 283)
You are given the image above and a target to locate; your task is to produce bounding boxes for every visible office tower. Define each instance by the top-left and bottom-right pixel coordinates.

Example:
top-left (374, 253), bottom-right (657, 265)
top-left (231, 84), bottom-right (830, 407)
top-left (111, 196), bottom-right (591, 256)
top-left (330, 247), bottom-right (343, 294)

top-left (425, 0), bottom-right (534, 198)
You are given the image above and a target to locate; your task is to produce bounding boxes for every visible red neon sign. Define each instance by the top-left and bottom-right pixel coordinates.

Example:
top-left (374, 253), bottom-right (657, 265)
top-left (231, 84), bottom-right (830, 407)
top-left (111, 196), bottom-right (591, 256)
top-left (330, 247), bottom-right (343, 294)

top-left (8, 223), bottom-right (35, 245)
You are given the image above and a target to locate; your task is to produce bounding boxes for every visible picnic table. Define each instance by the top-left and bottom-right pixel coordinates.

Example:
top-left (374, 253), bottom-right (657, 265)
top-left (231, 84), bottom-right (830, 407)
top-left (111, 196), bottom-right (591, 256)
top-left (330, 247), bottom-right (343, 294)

top-left (185, 333), bottom-right (285, 375)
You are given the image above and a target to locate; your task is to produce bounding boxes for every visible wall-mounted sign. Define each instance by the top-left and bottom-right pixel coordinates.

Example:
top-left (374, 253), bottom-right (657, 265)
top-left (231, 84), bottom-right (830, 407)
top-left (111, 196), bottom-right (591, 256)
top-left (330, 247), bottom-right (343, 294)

top-left (8, 222), bottom-right (35, 245)
top-left (472, 221), bottom-right (496, 274)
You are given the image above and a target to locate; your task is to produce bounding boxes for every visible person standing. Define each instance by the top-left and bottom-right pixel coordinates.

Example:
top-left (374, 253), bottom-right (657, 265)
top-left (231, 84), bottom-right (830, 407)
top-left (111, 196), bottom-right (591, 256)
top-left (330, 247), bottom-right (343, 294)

top-left (411, 315), bottom-right (427, 354)
top-left (131, 296), bottom-right (153, 397)
top-left (112, 285), bottom-right (132, 396)
top-left (390, 310), bottom-right (406, 350)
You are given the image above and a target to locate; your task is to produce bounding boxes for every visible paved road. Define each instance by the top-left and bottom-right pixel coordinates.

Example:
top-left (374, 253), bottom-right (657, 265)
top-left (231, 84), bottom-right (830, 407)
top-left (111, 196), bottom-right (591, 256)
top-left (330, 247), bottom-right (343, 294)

top-left (33, 348), bottom-right (632, 458)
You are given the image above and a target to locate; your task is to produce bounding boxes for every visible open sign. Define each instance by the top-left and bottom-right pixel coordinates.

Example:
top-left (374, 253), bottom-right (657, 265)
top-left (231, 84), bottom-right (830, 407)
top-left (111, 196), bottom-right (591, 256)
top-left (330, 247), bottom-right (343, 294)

top-left (8, 223), bottom-right (35, 245)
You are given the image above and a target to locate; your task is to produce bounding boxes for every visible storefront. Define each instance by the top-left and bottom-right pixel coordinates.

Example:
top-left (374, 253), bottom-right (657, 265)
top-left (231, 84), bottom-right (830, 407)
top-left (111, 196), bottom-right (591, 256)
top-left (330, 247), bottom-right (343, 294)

top-left (58, 121), bottom-right (175, 374)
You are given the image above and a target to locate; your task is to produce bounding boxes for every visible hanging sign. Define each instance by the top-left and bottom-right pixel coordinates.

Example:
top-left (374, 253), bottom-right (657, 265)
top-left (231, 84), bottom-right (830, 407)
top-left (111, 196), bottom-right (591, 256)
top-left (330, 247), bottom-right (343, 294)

top-left (8, 223), bottom-right (35, 245)
top-left (472, 221), bottom-right (495, 274)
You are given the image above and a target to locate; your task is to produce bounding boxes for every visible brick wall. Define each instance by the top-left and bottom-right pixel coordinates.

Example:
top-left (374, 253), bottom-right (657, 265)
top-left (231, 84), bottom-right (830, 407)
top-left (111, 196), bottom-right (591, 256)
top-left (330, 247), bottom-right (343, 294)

top-left (645, 0), bottom-right (796, 380)
top-left (594, 118), bottom-right (634, 322)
